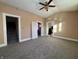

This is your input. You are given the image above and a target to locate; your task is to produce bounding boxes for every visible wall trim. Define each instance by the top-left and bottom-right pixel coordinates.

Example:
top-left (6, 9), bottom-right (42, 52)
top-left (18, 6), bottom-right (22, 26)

top-left (0, 37), bottom-right (31, 48)
top-left (19, 38), bottom-right (31, 42)
top-left (0, 43), bottom-right (7, 48)
top-left (54, 35), bottom-right (78, 42)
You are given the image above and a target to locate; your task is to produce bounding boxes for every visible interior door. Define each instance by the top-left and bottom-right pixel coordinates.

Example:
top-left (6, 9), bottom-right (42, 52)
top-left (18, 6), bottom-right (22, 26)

top-left (32, 21), bottom-right (38, 39)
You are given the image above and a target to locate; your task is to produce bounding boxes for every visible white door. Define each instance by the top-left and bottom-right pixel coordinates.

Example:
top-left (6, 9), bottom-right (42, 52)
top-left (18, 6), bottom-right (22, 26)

top-left (32, 21), bottom-right (38, 39)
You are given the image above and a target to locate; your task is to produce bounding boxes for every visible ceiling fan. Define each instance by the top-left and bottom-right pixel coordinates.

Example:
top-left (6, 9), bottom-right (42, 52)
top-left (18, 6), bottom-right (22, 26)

top-left (39, 0), bottom-right (56, 11)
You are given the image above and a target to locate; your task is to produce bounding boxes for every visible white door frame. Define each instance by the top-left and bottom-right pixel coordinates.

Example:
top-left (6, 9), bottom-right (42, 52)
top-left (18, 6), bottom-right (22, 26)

top-left (32, 20), bottom-right (44, 39)
top-left (46, 21), bottom-right (55, 35)
top-left (2, 13), bottom-right (21, 46)
top-left (46, 21), bottom-right (51, 35)
top-left (32, 21), bottom-right (38, 39)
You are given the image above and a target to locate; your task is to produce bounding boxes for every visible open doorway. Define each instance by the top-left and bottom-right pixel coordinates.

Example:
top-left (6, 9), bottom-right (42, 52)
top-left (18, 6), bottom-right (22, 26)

top-left (2, 13), bottom-right (21, 46)
top-left (46, 21), bottom-right (55, 35)
top-left (6, 16), bottom-right (19, 44)
top-left (32, 21), bottom-right (43, 39)
top-left (37, 22), bottom-right (41, 37)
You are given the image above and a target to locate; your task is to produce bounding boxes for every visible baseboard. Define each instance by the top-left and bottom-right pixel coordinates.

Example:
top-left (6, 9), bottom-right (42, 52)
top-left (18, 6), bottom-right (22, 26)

top-left (0, 38), bottom-right (31, 47)
top-left (0, 43), bottom-right (7, 48)
top-left (19, 38), bottom-right (31, 43)
top-left (54, 35), bottom-right (78, 42)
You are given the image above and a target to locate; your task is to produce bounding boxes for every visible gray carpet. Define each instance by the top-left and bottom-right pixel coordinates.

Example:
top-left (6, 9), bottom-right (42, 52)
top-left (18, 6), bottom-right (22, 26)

top-left (0, 36), bottom-right (78, 59)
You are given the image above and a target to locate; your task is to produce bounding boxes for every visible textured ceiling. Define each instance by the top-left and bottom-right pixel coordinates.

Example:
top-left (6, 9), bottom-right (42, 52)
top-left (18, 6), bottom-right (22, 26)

top-left (0, 0), bottom-right (78, 18)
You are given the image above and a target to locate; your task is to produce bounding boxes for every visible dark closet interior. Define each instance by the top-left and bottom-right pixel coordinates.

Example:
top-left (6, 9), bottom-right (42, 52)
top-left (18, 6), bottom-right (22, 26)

top-left (6, 16), bottom-right (19, 44)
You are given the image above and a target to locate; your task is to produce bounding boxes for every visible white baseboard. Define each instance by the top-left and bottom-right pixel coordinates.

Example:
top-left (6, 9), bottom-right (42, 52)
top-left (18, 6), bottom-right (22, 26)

top-left (19, 38), bottom-right (31, 43)
top-left (0, 38), bottom-right (31, 48)
top-left (0, 43), bottom-right (7, 48)
top-left (54, 35), bottom-right (78, 42)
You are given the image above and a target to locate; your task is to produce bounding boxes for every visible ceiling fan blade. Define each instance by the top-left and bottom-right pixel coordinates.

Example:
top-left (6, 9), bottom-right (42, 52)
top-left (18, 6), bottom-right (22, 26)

top-left (48, 0), bottom-right (53, 4)
top-left (49, 5), bottom-right (56, 7)
top-left (39, 7), bottom-right (44, 10)
top-left (39, 2), bottom-right (45, 6)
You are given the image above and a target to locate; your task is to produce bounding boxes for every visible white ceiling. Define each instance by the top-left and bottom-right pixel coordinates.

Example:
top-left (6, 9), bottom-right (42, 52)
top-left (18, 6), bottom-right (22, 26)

top-left (0, 0), bottom-right (78, 18)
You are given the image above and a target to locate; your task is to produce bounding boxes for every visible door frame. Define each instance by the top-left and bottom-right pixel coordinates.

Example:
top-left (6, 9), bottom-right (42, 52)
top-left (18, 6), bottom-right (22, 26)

top-left (32, 21), bottom-right (38, 39)
top-left (32, 20), bottom-right (44, 39)
top-left (46, 21), bottom-right (51, 35)
top-left (2, 13), bottom-right (21, 46)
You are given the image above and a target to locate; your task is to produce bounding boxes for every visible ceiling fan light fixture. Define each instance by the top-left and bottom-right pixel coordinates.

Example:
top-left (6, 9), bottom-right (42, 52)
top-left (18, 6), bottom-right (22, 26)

top-left (39, 0), bottom-right (56, 11)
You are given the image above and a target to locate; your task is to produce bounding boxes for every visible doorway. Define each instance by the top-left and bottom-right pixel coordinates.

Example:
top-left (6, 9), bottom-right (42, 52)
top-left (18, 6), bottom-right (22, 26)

top-left (32, 21), bottom-right (43, 39)
top-left (6, 16), bottom-right (19, 44)
top-left (46, 21), bottom-right (55, 35)
top-left (37, 22), bottom-right (41, 37)
top-left (3, 13), bottom-right (21, 45)
top-left (32, 21), bottom-right (38, 39)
